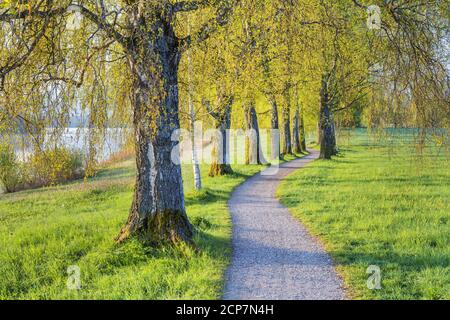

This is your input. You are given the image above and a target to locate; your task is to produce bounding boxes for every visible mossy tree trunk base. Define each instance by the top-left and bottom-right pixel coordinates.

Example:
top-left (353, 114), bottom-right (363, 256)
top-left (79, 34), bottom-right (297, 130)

top-left (209, 163), bottom-right (234, 177)
top-left (116, 208), bottom-right (194, 246)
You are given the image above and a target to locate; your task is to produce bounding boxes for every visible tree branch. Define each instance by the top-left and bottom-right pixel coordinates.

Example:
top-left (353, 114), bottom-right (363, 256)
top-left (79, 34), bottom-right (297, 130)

top-left (172, 0), bottom-right (210, 13)
top-left (0, 7), bottom-right (67, 22)
top-left (0, 15), bottom-right (51, 84)
top-left (202, 98), bottom-right (220, 119)
top-left (179, 0), bottom-right (238, 51)
top-left (68, 4), bottom-right (129, 50)
top-left (0, 3), bottom-right (129, 50)
top-left (351, 0), bottom-right (367, 9)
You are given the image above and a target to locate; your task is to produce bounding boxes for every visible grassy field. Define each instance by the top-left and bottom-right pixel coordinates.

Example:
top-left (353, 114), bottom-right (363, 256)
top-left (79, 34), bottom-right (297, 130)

top-left (0, 157), bottom-right (264, 299)
top-left (2, 128), bottom-right (447, 300)
top-left (278, 130), bottom-right (449, 300)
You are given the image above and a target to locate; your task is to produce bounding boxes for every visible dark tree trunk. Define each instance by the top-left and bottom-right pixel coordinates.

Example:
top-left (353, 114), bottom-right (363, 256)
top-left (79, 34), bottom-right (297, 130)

top-left (282, 89), bottom-right (292, 155)
top-left (319, 106), bottom-right (335, 160)
top-left (270, 96), bottom-right (280, 160)
top-left (204, 96), bottom-right (234, 177)
top-left (117, 18), bottom-right (193, 245)
top-left (262, 42), bottom-right (279, 161)
top-left (292, 107), bottom-right (301, 154)
top-left (299, 111), bottom-right (307, 152)
top-left (319, 76), bottom-right (338, 160)
top-left (293, 87), bottom-right (306, 154)
top-left (330, 116), bottom-right (338, 155)
top-left (281, 4), bottom-right (294, 157)
top-left (245, 103), bottom-right (265, 165)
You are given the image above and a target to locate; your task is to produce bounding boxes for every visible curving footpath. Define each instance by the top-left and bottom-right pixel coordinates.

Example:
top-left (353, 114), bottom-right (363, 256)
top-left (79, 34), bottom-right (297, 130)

top-left (223, 150), bottom-right (346, 300)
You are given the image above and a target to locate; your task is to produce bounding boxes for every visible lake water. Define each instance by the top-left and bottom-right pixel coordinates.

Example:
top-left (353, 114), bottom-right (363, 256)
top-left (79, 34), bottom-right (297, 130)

top-left (9, 128), bottom-right (129, 162)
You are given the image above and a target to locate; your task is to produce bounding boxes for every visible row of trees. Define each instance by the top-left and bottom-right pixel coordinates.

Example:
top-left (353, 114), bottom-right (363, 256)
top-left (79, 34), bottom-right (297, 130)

top-left (0, 0), bottom-right (448, 245)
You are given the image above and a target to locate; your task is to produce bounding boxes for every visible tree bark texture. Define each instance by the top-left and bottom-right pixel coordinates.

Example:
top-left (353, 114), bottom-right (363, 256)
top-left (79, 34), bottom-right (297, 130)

top-left (117, 17), bottom-right (193, 245)
top-left (292, 106), bottom-right (301, 154)
top-left (282, 88), bottom-right (292, 155)
top-left (299, 109), bottom-right (307, 152)
top-left (270, 96), bottom-right (280, 160)
top-left (319, 75), bottom-right (338, 160)
top-left (245, 103), bottom-right (265, 165)
top-left (204, 96), bottom-right (234, 177)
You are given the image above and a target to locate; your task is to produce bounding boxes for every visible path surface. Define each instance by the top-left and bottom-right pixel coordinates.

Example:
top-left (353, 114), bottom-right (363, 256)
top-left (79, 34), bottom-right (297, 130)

top-left (223, 150), bottom-right (346, 300)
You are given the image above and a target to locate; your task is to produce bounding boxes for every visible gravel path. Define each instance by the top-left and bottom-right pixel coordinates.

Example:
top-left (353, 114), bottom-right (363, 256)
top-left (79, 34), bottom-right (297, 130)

top-left (223, 150), bottom-right (346, 300)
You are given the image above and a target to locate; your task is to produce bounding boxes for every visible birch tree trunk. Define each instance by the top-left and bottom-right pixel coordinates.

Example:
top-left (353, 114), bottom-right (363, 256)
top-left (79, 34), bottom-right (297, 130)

top-left (117, 18), bottom-right (193, 245)
top-left (189, 98), bottom-right (202, 190)
top-left (187, 23), bottom-right (202, 191)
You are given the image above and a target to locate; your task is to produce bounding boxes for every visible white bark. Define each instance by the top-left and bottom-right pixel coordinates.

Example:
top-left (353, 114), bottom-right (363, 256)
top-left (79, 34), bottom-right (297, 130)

top-left (187, 19), bottom-right (202, 190)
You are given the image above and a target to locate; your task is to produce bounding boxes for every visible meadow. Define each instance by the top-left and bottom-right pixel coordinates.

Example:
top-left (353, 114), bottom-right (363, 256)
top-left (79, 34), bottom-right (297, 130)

top-left (278, 130), bottom-right (449, 299)
top-left (1, 129), bottom-right (448, 300)
top-left (0, 158), bottom-right (264, 299)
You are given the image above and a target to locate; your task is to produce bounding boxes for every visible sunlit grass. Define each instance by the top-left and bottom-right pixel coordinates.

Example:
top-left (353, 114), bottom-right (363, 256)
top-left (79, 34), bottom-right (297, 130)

top-left (278, 131), bottom-right (449, 300)
top-left (3, 128), bottom-right (446, 300)
top-left (0, 158), bottom-right (263, 299)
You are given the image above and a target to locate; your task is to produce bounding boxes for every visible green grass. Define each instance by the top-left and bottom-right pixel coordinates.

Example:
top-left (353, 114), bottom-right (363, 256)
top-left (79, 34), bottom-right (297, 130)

top-left (278, 131), bottom-right (449, 300)
top-left (0, 158), bottom-right (264, 299)
top-left (2, 128), bottom-right (447, 300)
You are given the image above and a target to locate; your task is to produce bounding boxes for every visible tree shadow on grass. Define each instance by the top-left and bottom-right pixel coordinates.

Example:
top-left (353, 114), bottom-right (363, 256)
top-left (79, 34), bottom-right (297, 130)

top-left (95, 166), bottom-right (135, 180)
top-left (330, 247), bottom-right (449, 299)
top-left (185, 189), bottom-right (228, 206)
top-left (332, 249), bottom-right (449, 270)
